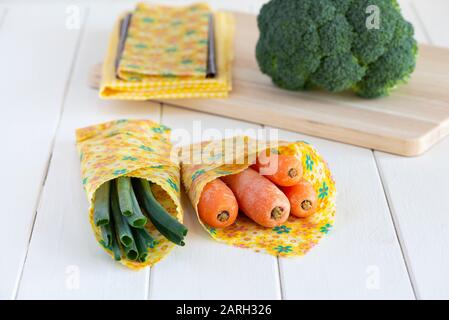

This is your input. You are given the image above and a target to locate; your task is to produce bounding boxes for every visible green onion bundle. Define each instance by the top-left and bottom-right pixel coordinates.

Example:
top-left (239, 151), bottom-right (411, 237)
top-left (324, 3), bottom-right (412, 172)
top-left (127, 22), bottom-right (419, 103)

top-left (93, 177), bottom-right (188, 262)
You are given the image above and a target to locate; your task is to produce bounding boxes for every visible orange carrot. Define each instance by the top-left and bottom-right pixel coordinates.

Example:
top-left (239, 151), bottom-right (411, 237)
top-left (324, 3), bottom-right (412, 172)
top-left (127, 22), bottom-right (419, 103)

top-left (221, 168), bottom-right (290, 227)
top-left (198, 179), bottom-right (238, 228)
top-left (282, 179), bottom-right (317, 218)
top-left (255, 152), bottom-right (303, 187)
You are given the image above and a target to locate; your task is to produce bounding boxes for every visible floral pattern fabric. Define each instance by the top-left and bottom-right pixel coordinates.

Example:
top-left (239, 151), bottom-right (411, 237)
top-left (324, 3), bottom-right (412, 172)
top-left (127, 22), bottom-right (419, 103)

top-left (100, 4), bottom-right (234, 100)
top-left (118, 3), bottom-right (211, 80)
top-left (181, 137), bottom-right (336, 257)
top-left (76, 119), bottom-right (182, 270)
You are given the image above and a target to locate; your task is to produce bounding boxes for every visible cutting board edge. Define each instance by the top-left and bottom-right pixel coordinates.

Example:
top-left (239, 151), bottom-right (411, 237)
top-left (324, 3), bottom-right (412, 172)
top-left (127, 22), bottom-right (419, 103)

top-left (158, 100), bottom-right (448, 157)
top-left (92, 11), bottom-right (449, 157)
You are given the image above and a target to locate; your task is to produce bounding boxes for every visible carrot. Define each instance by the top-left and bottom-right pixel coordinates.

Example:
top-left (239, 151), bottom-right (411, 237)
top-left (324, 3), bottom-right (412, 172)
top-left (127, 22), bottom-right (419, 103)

top-left (255, 152), bottom-right (303, 187)
top-left (198, 179), bottom-right (238, 228)
top-left (282, 179), bottom-right (317, 218)
top-left (221, 168), bottom-right (290, 227)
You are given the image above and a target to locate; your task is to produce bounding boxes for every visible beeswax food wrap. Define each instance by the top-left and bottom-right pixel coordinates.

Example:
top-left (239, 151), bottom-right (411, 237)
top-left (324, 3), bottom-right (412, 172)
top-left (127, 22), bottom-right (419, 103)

top-left (76, 119), bottom-right (182, 269)
top-left (117, 3), bottom-right (211, 79)
top-left (181, 137), bottom-right (336, 257)
top-left (100, 3), bottom-right (234, 100)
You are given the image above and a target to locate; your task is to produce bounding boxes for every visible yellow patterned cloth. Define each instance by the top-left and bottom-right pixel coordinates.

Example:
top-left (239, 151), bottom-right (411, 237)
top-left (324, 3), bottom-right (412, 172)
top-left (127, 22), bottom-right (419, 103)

top-left (100, 3), bottom-right (234, 100)
top-left (76, 119), bottom-right (182, 270)
top-left (181, 137), bottom-right (336, 257)
top-left (118, 3), bottom-right (210, 80)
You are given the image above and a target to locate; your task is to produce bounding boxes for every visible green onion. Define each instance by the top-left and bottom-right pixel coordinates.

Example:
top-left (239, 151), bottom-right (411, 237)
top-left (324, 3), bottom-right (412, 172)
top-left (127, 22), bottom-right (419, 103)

top-left (124, 240), bottom-right (138, 261)
top-left (151, 218), bottom-right (185, 246)
top-left (123, 186), bottom-right (148, 228)
top-left (109, 221), bottom-right (123, 261)
top-left (110, 180), bottom-right (134, 247)
top-left (132, 228), bottom-right (149, 262)
top-left (136, 227), bottom-right (155, 249)
top-left (117, 176), bottom-right (133, 217)
top-left (133, 178), bottom-right (187, 246)
top-left (100, 223), bottom-right (112, 248)
top-left (93, 181), bottom-right (110, 226)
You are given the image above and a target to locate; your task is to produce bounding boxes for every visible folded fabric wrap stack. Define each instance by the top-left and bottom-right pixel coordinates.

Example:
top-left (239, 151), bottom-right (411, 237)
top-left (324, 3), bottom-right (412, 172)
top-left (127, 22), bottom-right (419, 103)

top-left (100, 2), bottom-right (235, 100)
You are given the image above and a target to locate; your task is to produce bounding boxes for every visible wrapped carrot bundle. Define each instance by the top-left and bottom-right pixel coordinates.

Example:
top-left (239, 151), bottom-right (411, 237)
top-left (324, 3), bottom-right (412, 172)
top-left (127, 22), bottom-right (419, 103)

top-left (181, 137), bottom-right (336, 257)
top-left (221, 168), bottom-right (290, 228)
top-left (76, 119), bottom-right (184, 270)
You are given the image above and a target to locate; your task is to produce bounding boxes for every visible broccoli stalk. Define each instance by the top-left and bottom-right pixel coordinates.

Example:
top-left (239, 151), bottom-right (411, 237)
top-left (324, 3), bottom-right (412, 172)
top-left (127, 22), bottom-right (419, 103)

top-left (256, 0), bottom-right (418, 98)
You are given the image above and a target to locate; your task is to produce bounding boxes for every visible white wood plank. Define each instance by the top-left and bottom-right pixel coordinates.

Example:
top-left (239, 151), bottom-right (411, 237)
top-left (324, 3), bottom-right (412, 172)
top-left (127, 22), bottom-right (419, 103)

top-left (397, 0), bottom-right (427, 43)
top-left (17, 3), bottom-right (161, 299)
top-left (411, 0), bottom-right (449, 45)
top-left (0, 7), bottom-right (6, 25)
top-left (0, 5), bottom-right (83, 299)
top-left (276, 130), bottom-right (415, 300)
top-left (150, 105), bottom-right (281, 300)
top-left (373, 0), bottom-right (449, 300)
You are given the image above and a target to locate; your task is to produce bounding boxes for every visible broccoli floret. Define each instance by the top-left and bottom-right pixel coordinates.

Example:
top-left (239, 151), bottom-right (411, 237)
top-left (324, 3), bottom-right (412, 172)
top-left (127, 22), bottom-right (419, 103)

top-left (256, 0), bottom-right (418, 98)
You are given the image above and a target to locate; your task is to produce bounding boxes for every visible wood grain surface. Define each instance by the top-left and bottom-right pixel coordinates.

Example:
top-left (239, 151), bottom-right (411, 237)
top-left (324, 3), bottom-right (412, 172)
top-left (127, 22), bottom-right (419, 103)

top-left (158, 12), bottom-right (449, 157)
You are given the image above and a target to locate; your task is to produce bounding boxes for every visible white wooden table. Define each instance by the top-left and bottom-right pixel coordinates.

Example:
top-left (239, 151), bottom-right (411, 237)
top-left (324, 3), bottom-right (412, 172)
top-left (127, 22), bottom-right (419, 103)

top-left (1, 0), bottom-right (448, 300)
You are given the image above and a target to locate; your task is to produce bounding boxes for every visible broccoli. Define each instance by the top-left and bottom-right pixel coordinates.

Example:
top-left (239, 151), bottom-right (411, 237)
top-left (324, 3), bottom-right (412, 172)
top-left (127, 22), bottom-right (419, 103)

top-left (256, 0), bottom-right (418, 98)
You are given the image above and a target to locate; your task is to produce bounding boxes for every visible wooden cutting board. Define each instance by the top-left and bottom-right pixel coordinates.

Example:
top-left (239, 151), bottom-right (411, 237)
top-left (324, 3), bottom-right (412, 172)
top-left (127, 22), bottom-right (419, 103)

top-left (92, 12), bottom-right (449, 156)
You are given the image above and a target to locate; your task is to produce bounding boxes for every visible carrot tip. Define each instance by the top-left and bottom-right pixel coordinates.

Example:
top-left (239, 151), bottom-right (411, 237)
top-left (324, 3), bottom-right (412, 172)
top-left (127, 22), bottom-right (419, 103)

top-left (288, 168), bottom-right (298, 178)
top-left (217, 211), bottom-right (230, 222)
top-left (301, 200), bottom-right (313, 211)
top-left (271, 207), bottom-right (284, 220)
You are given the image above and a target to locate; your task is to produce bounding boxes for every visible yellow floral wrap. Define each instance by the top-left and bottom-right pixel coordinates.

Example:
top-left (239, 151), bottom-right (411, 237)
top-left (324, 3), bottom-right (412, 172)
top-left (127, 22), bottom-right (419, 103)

top-left (118, 3), bottom-right (211, 79)
top-left (180, 137), bottom-right (336, 257)
top-left (75, 119), bottom-right (182, 270)
top-left (100, 3), bottom-right (234, 100)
